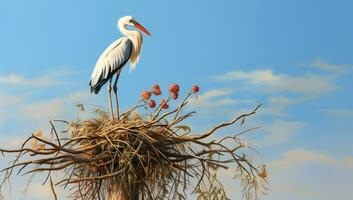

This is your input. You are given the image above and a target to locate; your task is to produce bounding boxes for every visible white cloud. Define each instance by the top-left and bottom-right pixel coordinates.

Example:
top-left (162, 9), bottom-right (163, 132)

top-left (307, 59), bottom-right (352, 74)
top-left (0, 93), bottom-right (26, 124)
top-left (0, 93), bottom-right (25, 106)
top-left (188, 148), bottom-right (353, 200)
top-left (260, 120), bottom-right (304, 145)
top-left (260, 96), bottom-right (309, 116)
top-left (215, 69), bottom-right (280, 83)
top-left (190, 88), bottom-right (241, 108)
top-left (0, 74), bottom-right (59, 87)
top-left (22, 91), bottom-right (96, 126)
top-left (214, 69), bottom-right (338, 119)
top-left (0, 90), bottom-right (100, 130)
top-left (0, 67), bottom-right (74, 88)
top-left (265, 149), bottom-right (353, 200)
top-left (319, 108), bottom-right (353, 118)
top-left (212, 98), bottom-right (239, 107)
top-left (268, 96), bottom-right (306, 107)
top-left (215, 69), bottom-right (337, 96)
top-left (0, 91), bottom-right (98, 200)
top-left (272, 149), bottom-right (353, 169)
top-left (268, 183), bottom-right (320, 199)
top-left (206, 149), bottom-right (350, 200)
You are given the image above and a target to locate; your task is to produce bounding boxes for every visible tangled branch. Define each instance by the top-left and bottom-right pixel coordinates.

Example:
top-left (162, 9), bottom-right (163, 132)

top-left (0, 85), bottom-right (267, 200)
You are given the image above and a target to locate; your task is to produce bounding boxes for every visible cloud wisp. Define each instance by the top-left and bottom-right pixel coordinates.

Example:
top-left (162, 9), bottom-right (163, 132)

top-left (272, 149), bottom-right (353, 169)
top-left (0, 67), bottom-right (76, 88)
top-left (214, 69), bottom-right (337, 97)
top-left (213, 68), bottom-right (343, 118)
top-left (260, 120), bottom-right (305, 145)
top-left (190, 88), bottom-right (242, 109)
top-left (318, 108), bottom-right (353, 118)
top-left (306, 59), bottom-right (353, 74)
top-left (0, 74), bottom-right (59, 87)
top-left (21, 91), bottom-right (102, 127)
top-left (266, 149), bottom-right (353, 200)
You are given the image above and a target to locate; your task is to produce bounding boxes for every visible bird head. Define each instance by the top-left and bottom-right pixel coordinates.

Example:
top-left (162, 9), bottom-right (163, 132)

top-left (118, 16), bottom-right (151, 36)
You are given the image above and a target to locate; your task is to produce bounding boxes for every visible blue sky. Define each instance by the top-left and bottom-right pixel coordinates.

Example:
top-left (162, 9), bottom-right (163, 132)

top-left (0, 0), bottom-right (353, 199)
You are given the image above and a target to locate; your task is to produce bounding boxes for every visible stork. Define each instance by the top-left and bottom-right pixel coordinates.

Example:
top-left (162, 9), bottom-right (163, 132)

top-left (89, 16), bottom-right (151, 119)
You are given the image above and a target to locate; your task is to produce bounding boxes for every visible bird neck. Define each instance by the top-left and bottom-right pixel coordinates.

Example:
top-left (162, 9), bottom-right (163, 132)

top-left (119, 24), bottom-right (143, 71)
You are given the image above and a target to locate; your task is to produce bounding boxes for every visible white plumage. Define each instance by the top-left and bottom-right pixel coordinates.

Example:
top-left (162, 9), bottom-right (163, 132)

top-left (89, 15), bottom-right (151, 119)
top-left (90, 37), bottom-right (132, 94)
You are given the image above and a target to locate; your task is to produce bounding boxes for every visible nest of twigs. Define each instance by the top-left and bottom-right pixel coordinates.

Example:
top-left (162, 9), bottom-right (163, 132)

top-left (0, 84), bottom-right (267, 200)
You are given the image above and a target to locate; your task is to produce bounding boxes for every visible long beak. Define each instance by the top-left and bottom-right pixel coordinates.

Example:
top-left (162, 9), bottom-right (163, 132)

top-left (131, 20), bottom-right (151, 36)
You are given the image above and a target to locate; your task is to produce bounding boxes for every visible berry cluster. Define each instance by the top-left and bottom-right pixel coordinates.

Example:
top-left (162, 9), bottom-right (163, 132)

top-left (140, 84), bottom-right (199, 109)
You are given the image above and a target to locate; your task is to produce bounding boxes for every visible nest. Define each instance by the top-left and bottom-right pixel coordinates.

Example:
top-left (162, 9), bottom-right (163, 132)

top-left (0, 90), bottom-right (267, 200)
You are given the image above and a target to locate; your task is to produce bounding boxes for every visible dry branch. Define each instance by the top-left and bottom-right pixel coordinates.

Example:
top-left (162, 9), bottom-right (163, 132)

top-left (0, 88), bottom-right (267, 200)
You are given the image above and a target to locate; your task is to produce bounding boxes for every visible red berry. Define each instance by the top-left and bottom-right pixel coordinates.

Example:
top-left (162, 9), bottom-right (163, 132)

top-left (153, 89), bottom-right (162, 95)
top-left (141, 91), bottom-right (151, 100)
top-left (172, 92), bottom-right (178, 100)
top-left (149, 100), bottom-right (156, 108)
top-left (152, 84), bottom-right (160, 90)
top-left (152, 86), bottom-right (162, 95)
top-left (159, 99), bottom-right (169, 109)
top-left (162, 104), bottom-right (169, 109)
top-left (169, 83), bottom-right (180, 94)
top-left (192, 85), bottom-right (199, 93)
top-left (152, 84), bottom-right (162, 95)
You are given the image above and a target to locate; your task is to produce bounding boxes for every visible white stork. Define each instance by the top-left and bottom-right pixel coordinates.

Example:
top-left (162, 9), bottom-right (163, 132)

top-left (89, 16), bottom-right (151, 119)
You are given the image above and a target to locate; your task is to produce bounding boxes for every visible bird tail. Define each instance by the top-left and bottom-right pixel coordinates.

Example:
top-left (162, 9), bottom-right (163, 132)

top-left (89, 81), bottom-right (101, 94)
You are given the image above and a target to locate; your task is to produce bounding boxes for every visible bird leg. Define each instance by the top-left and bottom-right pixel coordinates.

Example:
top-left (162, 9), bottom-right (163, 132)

top-left (108, 79), bottom-right (114, 120)
top-left (113, 73), bottom-right (120, 120)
